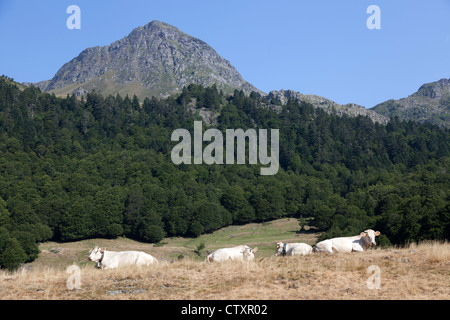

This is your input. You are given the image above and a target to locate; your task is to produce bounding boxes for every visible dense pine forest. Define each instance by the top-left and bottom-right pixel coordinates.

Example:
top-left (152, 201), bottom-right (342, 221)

top-left (0, 77), bottom-right (449, 269)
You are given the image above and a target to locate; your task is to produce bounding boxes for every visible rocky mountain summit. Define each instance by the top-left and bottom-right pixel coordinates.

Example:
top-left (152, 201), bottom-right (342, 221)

top-left (35, 20), bottom-right (261, 99)
top-left (27, 19), bottom-right (448, 128)
top-left (371, 78), bottom-right (450, 127)
top-left (267, 89), bottom-right (389, 124)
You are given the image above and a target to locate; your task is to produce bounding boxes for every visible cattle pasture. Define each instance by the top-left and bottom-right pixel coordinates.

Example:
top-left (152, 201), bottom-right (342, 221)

top-left (0, 219), bottom-right (448, 300)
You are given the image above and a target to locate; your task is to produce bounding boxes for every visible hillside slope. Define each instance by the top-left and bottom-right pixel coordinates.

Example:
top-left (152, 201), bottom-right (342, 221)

top-left (371, 78), bottom-right (450, 127)
top-left (1, 77), bottom-right (449, 270)
top-left (1, 236), bottom-right (448, 300)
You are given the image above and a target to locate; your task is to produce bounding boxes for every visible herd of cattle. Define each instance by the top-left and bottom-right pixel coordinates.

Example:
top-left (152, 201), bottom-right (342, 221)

top-left (87, 229), bottom-right (381, 269)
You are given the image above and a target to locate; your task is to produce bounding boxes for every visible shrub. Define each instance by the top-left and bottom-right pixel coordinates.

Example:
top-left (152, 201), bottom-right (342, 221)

top-left (0, 238), bottom-right (27, 271)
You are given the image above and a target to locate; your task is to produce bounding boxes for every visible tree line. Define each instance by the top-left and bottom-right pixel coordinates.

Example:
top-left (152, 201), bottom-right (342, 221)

top-left (0, 78), bottom-right (449, 270)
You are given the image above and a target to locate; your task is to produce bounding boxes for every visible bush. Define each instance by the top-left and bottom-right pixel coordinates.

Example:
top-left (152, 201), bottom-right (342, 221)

top-left (188, 221), bottom-right (204, 238)
top-left (377, 234), bottom-right (392, 248)
top-left (0, 238), bottom-right (27, 271)
top-left (106, 224), bottom-right (123, 238)
top-left (11, 231), bottom-right (39, 262)
top-left (139, 225), bottom-right (165, 243)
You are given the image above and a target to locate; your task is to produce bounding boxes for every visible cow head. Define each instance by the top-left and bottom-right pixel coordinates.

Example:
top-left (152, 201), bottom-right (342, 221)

top-left (241, 246), bottom-right (258, 261)
top-left (274, 242), bottom-right (285, 256)
top-left (360, 230), bottom-right (381, 246)
top-left (88, 246), bottom-right (105, 262)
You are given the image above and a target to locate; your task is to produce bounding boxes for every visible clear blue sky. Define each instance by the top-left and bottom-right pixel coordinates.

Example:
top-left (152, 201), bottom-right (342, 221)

top-left (0, 0), bottom-right (449, 108)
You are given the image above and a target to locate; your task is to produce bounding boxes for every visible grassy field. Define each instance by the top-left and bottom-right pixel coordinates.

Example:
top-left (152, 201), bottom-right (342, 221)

top-left (0, 218), bottom-right (449, 300)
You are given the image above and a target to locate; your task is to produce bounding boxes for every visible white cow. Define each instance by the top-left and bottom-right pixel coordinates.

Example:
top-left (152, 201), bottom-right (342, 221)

top-left (206, 245), bottom-right (258, 263)
top-left (313, 229), bottom-right (381, 253)
top-left (275, 242), bottom-right (312, 256)
top-left (88, 246), bottom-right (158, 269)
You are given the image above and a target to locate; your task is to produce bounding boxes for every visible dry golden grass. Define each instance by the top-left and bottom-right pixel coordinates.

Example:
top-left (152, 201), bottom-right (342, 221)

top-left (0, 241), bottom-right (448, 300)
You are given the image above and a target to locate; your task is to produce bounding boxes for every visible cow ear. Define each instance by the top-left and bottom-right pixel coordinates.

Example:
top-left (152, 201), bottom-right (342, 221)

top-left (375, 231), bottom-right (380, 236)
top-left (360, 232), bottom-right (367, 236)
top-left (253, 247), bottom-right (258, 253)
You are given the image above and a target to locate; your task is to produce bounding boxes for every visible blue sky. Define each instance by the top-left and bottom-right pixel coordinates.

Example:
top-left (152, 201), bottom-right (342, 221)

top-left (0, 0), bottom-right (449, 108)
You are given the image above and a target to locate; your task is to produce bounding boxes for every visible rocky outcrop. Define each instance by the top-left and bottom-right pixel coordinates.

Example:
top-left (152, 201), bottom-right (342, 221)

top-left (267, 89), bottom-right (389, 124)
top-left (371, 78), bottom-right (450, 127)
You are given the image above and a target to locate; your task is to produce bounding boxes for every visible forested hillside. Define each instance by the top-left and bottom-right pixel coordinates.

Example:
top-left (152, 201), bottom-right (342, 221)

top-left (0, 77), bottom-right (449, 269)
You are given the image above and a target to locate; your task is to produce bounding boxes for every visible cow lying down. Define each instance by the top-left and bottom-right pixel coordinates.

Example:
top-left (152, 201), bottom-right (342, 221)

top-left (88, 246), bottom-right (158, 269)
top-left (275, 242), bottom-right (312, 256)
top-left (206, 245), bottom-right (258, 263)
top-left (313, 229), bottom-right (381, 253)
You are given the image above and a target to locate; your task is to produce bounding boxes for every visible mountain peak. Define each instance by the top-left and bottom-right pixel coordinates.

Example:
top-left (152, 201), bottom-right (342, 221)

top-left (133, 20), bottom-right (183, 35)
top-left (37, 21), bottom-right (262, 99)
top-left (144, 20), bottom-right (179, 30)
top-left (371, 78), bottom-right (450, 127)
top-left (416, 78), bottom-right (450, 99)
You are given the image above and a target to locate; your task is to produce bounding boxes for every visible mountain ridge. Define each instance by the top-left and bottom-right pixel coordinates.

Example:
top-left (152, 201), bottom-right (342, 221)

top-left (26, 20), bottom-right (389, 124)
top-left (25, 20), bottom-right (449, 127)
top-left (371, 78), bottom-right (450, 127)
top-left (267, 89), bottom-right (389, 124)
